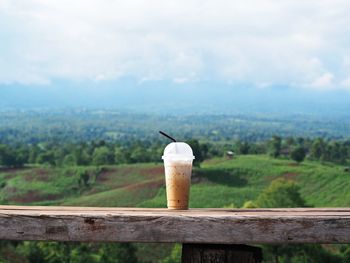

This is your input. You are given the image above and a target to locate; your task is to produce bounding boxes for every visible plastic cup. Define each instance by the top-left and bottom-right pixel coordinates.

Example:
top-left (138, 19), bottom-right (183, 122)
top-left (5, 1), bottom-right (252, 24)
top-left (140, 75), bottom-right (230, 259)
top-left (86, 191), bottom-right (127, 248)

top-left (162, 142), bottom-right (195, 210)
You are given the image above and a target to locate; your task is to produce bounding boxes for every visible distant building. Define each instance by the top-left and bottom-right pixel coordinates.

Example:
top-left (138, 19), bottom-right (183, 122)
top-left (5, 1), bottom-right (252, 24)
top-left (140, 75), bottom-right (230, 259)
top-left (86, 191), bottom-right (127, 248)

top-left (226, 151), bottom-right (235, 159)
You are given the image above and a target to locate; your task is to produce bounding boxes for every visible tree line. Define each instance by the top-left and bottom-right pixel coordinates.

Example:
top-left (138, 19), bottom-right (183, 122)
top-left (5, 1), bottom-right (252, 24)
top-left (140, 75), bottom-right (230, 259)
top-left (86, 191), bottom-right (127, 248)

top-left (1, 136), bottom-right (349, 169)
top-left (265, 136), bottom-right (350, 164)
top-left (0, 139), bottom-right (211, 168)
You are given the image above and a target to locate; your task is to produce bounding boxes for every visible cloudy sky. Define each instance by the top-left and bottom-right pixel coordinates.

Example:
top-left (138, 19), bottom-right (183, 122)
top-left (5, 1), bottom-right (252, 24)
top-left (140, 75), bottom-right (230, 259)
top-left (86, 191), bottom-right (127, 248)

top-left (1, 0), bottom-right (350, 91)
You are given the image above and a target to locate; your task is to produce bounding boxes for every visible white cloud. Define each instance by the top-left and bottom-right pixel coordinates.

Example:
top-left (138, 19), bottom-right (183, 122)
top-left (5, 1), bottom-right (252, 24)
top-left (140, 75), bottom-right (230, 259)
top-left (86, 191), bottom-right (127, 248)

top-left (340, 77), bottom-right (350, 90)
top-left (310, 73), bottom-right (334, 89)
top-left (0, 0), bottom-right (350, 90)
top-left (173, 77), bottom-right (189, 84)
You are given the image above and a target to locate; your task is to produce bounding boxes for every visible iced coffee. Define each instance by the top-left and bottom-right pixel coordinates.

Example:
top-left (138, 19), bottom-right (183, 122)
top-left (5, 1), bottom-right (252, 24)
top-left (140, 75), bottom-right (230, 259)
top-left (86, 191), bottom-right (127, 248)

top-left (162, 142), bottom-right (194, 210)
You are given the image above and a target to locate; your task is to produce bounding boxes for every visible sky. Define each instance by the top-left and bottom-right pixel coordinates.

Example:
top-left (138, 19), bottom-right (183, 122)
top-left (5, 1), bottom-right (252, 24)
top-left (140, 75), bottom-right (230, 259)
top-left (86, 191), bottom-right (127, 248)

top-left (1, 0), bottom-right (350, 109)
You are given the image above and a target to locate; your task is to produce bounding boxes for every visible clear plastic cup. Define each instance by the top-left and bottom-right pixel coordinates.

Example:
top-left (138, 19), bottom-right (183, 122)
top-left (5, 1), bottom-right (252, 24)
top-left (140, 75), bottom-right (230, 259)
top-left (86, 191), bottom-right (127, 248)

top-left (162, 142), bottom-right (195, 210)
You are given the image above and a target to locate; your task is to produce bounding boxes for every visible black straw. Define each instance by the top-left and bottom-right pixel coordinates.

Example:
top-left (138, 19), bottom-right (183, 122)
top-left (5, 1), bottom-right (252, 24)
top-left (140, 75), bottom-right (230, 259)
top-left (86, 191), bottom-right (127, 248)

top-left (159, 131), bottom-right (177, 142)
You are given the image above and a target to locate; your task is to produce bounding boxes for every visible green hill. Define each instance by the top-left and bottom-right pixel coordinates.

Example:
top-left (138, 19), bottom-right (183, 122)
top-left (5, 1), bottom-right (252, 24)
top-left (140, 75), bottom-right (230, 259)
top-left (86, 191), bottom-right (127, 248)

top-left (1, 155), bottom-right (349, 208)
top-left (140, 155), bottom-right (350, 208)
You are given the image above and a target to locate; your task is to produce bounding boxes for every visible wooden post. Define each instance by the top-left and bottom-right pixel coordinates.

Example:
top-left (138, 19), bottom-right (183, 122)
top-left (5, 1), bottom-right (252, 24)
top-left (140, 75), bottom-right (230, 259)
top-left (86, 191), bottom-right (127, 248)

top-left (182, 244), bottom-right (262, 263)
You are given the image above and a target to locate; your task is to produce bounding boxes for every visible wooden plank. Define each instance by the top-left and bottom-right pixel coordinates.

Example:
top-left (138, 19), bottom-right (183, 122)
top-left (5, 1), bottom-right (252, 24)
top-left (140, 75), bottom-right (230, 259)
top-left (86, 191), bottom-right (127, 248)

top-left (1, 205), bottom-right (350, 214)
top-left (182, 244), bottom-right (262, 263)
top-left (0, 205), bottom-right (350, 243)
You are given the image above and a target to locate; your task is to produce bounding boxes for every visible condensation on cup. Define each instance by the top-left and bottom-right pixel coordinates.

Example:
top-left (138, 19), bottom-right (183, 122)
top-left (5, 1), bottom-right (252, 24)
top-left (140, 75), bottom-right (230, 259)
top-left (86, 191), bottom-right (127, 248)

top-left (162, 142), bottom-right (195, 210)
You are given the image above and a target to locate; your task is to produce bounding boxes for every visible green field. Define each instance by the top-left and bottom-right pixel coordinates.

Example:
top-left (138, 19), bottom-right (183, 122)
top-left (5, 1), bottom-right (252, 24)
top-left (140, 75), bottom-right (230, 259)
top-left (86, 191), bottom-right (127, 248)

top-left (141, 155), bottom-right (350, 208)
top-left (1, 155), bottom-right (349, 209)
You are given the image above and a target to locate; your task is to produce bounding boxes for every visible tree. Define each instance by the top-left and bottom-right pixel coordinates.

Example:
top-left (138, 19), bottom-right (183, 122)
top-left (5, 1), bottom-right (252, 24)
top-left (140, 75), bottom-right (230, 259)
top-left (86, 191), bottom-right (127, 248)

top-left (285, 137), bottom-right (295, 147)
top-left (130, 146), bottom-right (148, 163)
top-left (53, 147), bottom-right (66, 166)
top-left (160, 244), bottom-right (182, 263)
top-left (18, 241), bottom-right (47, 263)
top-left (92, 146), bottom-right (114, 166)
top-left (70, 243), bottom-right (98, 263)
top-left (76, 169), bottom-right (90, 187)
top-left (28, 145), bottom-right (41, 164)
top-left (310, 138), bottom-right (325, 160)
top-left (290, 146), bottom-right (306, 164)
top-left (187, 139), bottom-right (203, 167)
top-left (74, 147), bottom-right (91, 166)
top-left (321, 144), bottom-right (332, 163)
top-left (296, 137), bottom-right (305, 146)
top-left (330, 142), bottom-right (346, 164)
top-left (256, 178), bottom-right (305, 208)
top-left (114, 147), bottom-right (127, 164)
top-left (14, 241), bottom-right (139, 263)
top-left (18, 241), bottom-right (72, 263)
top-left (36, 151), bottom-right (56, 166)
top-left (236, 140), bottom-right (250, 155)
top-left (99, 243), bottom-right (138, 263)
top-left (63, 154), bottom-right (76, 166)
top-left (0, 145), bottom-right (25, 167)
top-left (269, 136), bottom-right (282, 158)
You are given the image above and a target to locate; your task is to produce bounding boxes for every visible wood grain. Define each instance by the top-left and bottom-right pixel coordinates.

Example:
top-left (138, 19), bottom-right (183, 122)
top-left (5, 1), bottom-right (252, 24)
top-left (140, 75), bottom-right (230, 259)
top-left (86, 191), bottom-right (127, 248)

top-left (0, 205), bottom-right (350, 244)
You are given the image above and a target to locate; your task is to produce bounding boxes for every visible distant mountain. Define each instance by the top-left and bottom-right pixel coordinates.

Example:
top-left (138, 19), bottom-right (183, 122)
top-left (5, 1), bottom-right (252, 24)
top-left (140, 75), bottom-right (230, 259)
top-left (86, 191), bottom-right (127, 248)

top-left (1, 79), bottom-right (349, 116)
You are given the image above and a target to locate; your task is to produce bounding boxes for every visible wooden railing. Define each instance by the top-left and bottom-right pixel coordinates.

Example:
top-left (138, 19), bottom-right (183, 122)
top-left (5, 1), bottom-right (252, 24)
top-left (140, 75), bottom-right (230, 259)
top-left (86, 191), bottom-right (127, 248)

top-left (1, 206), bottom-right (350, 262)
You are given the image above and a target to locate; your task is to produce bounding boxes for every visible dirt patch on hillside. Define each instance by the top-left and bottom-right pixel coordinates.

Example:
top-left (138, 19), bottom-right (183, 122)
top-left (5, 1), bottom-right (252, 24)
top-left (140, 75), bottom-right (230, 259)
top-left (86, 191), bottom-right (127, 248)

top-left (0, 167), bottom-right (29, 173)
top-left (9, 190), bottom-right (61, 203)
top-left (203, 158), bottom-right (228, 165)
top-left (24, 169), bottom-right (50, 182)
top-left (283, 173), bottom-right (299, 180)
top-left (97, 166), bottom-right (163, 183)
top-left (138, 166), bottom-right (163, 179)
top-left (124, 178), bottom-right (164, 191)
top-left (1, 167), bottom-right (30, 180)
top-left (265, 173), bottom-right (299, 182)
top-left (97, 167), bottom-right (136, 182)
top-left (96, 168), bottom-right (115, 182)
top-left (37, 170), bottom-right (50, 181)
top-left (264, 175), bottom-right (278, 182)
top-left (4, 186), bottom-right (17, 194)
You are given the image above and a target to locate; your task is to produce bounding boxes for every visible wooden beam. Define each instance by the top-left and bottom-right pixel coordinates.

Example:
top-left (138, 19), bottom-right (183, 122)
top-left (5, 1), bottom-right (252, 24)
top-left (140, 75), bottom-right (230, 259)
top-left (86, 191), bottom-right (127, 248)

top-left (0, 206), bottom-right (350, 244)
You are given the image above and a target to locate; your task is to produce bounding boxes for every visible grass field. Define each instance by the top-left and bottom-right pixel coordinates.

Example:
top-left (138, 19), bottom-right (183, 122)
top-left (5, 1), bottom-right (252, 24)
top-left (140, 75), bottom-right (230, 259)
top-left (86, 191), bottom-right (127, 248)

top-left (1, 155), bottom-right (349, 208)
top-left (141, 155), bottom-right (350, 208)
